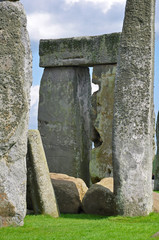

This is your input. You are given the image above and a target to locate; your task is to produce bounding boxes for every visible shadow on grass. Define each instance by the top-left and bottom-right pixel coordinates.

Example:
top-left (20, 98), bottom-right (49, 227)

top-left (60, 213), bottom-right (110, 220)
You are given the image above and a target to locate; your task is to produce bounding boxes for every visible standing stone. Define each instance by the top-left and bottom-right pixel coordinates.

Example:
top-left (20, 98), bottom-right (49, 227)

top-left (90, 65), bottom-right (116, 183)
top-left (27, 130), bottom-right (59, 217)
top-left (38, 67), bottom-right (91, 186)
top-left (0, 1), bottom-right (32, 226)
top-left (154, 112), bottom-right (159, 190)
top-left (113, 0), bottom-right (155, 216)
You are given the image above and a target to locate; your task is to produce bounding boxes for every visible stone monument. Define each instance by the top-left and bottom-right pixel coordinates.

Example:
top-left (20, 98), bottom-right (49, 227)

top-left (27, 130), bottom-right (59, 217)
top-left (0, 1), bottom-right (32, 226)
top-left (90, 64), bottom-right (116, 183)
top-left (113, 0), bottom-right (155, 216)
top-left (154, 112), bottom-right (159, 190)
top-left (39, 33), bottom-right (120, 186)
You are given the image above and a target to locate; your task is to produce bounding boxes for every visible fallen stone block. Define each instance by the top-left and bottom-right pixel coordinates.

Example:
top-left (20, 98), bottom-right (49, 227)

top-left (50, 173), bottom-right (88, 214)
top-left (82, 178), bottom-right (115, 216)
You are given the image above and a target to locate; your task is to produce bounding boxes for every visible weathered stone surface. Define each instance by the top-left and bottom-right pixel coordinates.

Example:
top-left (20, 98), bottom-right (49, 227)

top-left (50, 173), bottom-right (88, 213)
top-left (27, 130), bottom-right (59, 217)
top-left (151, 232), bottom-right (159, 238)
top-left (112, 0), bottom-right (155, 216)
top-left (0, 1), bottom-right (32, 227)
top-left (82, 177), bottom-right (115, 216)
top-left (90, 65), bottom-right (116, 183)
top-left (153, 192), bottom-right (159, 213)
top-left (38, 67), bottom-right (91, 186)
top-left (39, 33), bottom-right (120, 67)
top-left (97, 177), bottom-right (114, 192)
top-left (154, 112), bottom-right (159, 190)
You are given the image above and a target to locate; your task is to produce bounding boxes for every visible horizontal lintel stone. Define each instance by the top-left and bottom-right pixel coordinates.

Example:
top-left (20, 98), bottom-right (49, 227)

top-left (39, 33), bottom-right (120, 67)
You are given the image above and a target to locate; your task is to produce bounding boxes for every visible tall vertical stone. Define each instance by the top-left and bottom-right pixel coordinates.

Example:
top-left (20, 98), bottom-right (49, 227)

top-left (154, 112), bottom-right (159, 190)
top-left (0, 1), bottom-right (32, 226)
top-left (90, 65), bottom-right (116, 183)
top-left (113, 0), bottom-right (155, 216)
top-left (38, 67), bottom-right (91, 186)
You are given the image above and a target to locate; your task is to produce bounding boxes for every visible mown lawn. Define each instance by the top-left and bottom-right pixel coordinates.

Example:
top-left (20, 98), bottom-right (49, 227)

top-left (0, 213), bottom-right (159, 240)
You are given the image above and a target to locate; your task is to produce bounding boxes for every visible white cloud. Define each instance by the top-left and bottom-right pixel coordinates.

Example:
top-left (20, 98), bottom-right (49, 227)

top-left (65, 0), bottom-right (126, 13)
top-left (30, 85), bottom-right (39, 107)
top-left (92, 83), bottom-right (99, 94)
top-left (29, 85), bottom-right (39, 129)
top-left (27, 12), bottom-right (79, 41)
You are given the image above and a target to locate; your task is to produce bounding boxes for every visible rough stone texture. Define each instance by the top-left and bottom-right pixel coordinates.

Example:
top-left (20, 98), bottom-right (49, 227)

top-left (27, 130), bottom-right (59, 217)
top-left (0, 1), bottom-right (32, 227)
top-left (39, 33), bottom-right (120, 67)
top-left (38, 67), bottom-right (91, 186)
top-left (82, 177), bottom-right (115, 216)
top-left (90, 65), bottom-right (116, 183)
top-left (153, 192), bottom-right (159, 213)
top-left (97, 177), bottom-right (114, 192)
top-left (154, 112), bottom-right (159, 190)
top-left (50, 173), bottom-right (88, 214)
top-left (112, 0), bottom-right (155, 216)
top-left (151, 232), bottom-right (159, 238)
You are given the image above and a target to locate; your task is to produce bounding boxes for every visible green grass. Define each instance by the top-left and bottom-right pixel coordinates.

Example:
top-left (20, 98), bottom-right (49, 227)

top-left (0, 213), bottom-right (159, 240)
top-left (154, 191), bottom-right (159, 193)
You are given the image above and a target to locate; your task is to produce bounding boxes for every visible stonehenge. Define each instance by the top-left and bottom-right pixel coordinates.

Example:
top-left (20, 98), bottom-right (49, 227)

top-left (0, 1), bottom-right (32, 226)
top-left (0, 0), bottom-right (157, 225)
top-left (38, 33), bottom-right (120, 186)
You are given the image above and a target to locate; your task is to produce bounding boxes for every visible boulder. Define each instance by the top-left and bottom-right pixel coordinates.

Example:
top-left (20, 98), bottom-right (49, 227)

top-left (82, 177), bottom-right (115, 216)
top-left (96, 177), bottom-right (114, 192)
top-left (153, 192), bottom-right (159, 213)
top-left (50, 173), bottom-right (88, 214)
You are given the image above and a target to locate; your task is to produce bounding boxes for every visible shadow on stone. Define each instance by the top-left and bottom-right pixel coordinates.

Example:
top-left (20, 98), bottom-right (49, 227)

top-left (50, 173), bottom-right (88, 214)
top-left (82, 177), bottom-right (115, 216)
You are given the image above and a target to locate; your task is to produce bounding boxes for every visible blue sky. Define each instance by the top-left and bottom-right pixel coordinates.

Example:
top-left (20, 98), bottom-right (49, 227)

top-left (20, 0), bottom-right (159, 130)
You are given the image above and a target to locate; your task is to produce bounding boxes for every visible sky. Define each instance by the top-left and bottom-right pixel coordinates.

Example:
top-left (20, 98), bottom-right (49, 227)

top-left (20, 0), bottom-right (159, 130)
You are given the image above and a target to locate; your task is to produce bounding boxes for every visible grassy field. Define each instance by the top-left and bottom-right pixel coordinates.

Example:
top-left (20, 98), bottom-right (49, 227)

top-left (0, 213), bottom-right (159, 240)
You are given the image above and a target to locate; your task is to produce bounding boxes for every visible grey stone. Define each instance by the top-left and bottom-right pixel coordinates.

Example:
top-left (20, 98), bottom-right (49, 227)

top-left (82, 177), bottom-right (115, 216)
top-left (38, 67), bottom-right (91, 186)
top-left (27, 130), bottom-right (59, 217)
top-left (151, 232), bottom-right (159, 238)
top-left (112, 0), bottom-right (155, 216)
top-left (0, 1), bottom-right (32, 227)
top-left (90, 65), bottom-right (116, 183)
top-left (153, 192), bottom-right (159, 213)
top-left (154, 112), bottom-right (159, 190)
top-left (39, 33), bottom-right (120, 67)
